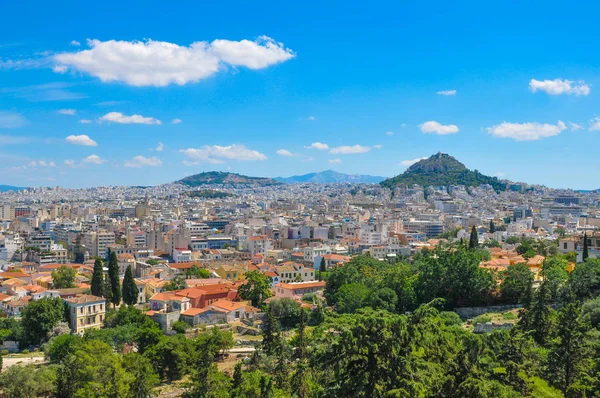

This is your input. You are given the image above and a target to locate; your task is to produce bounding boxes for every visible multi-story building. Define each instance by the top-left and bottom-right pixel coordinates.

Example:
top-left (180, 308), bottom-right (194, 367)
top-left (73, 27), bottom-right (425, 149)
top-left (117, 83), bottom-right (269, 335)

top-left (64, 294), bottom-right (106, 334)
top-left (83, 230), bottom-right (115, 258)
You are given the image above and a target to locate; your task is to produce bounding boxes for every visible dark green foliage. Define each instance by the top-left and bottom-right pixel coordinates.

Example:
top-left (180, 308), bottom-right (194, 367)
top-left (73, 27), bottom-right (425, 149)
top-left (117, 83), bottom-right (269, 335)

top-left (52, 265), bottom-right (76, 289)
top-left (567, 258), bottom-right (600, 299)
top-left (261, 306), bottom-right (281, 356)
top-left (583, 232), bottom-right (589, 261)
top-left (172, 320), bottom-right (189, 334)
top-left (163, 275), bottom-right (186, 291)
top-left (269, 298), bottom-right (302, 328)
top-left (500, 263), bottom-right (533, 305)
top-left (21, 297), bottom-right (66, 346)
top-left (91, 258), bottom-right (104, 297)
top-left (469, 226), bottom-right (478, 249)
top-left (185, 189), bottom-right (234, 198)
top-left (185, 264), bottom-right (211, 279)
top-left (489, 220), bottom-right (496, 234)
top-left (122, 265), bottom-right (138, 305)
top-left (108, 251), bottom-right (121, 306)
top-left (238, 271), bottom-right (272, 307)
top-left (380, 153), bottom-right (505, 191)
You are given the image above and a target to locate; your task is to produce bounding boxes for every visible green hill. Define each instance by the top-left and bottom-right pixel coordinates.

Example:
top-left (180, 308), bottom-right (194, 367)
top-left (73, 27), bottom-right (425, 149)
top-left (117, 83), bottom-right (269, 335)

top-left (177, 171), bottom-right (280, 187)
top-left (380, 152), bottom-right (505, 191)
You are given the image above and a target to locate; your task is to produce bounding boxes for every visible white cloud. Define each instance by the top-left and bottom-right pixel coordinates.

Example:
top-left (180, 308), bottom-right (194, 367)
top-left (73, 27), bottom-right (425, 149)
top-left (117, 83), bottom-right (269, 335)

top-left (180, 144), bottom-right (267, 164)
top-left (70, 40), bottom-right (81, 47)
top-left (64, 160), bottom-right (75, 167)
top-left (420, 121), bottom-right (459, 135)
top-left (156, 142), bottom-right (164, 152)
top-left (495, 172), bottom-right (505, 178)
top-left (529, 78), bottom-right (590, 96)
top-left (38, 160), bottom-right (47, 167)
top-left (124, 155), bottom-right (162, 168)
top-left (305, 142), bottom-right (329, 150)
top-left (65, 134), bottom-right (97, 146)
top-left (329, 145), bottom-right (371, 155)
top-left (171, 118), bottom-right (182, 124)
top-left (307, 116), bottom-right (316, 121)
top-left (328, 158), bottom-right (342, 164)
top-left (57, 108), bottom-right (76, 115)
top-left (29, 161), bottom-right (37, 167)
top-left (276, 149), bottom-right (293, 157)
top-left (53, 36), bottom-right (295, 87)
top-left (589, 118), bottom-right (600, 131)
top-left (437, 89), bottom-right (456, 96)
top-left (386, 131), bottom-right (394, 136)
top-left (0, 111), bottom-right (27, 128)
top-left (486, 120), bottom-right (566, 141)
top-left (49, 161), bottom-right (56, 167)
top-left (99, 112), bottom-right (161, 125)
top-left (373, 144), bottom-right (382, 149)
top-left (79, 119), bottom-right (92, 124)
top-left (400, 157), bottom-right (427, 167)
top-left (83, 154), bottom-right (106, 164)
top-left (569, 122), bottom-right (583, 132)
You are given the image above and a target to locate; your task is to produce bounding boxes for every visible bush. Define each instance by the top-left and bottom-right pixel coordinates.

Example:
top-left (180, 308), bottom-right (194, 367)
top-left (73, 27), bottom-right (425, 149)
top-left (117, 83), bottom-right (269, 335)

top-left (472, 314), bottom-right (492, 324)
top-left (302, 293), bottom-right (316, 303)
top-left (21, 349), bottom-right (29, 354)
top-left (172, 321), bottom-right (190, 334)
top-left (0, 350), bottom-right (8, 356)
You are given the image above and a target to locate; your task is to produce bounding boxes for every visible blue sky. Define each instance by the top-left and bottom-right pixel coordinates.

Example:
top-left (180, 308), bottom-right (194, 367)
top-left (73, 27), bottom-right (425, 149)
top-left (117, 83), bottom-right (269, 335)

top-left (1, 0), bottom-right (600, 189)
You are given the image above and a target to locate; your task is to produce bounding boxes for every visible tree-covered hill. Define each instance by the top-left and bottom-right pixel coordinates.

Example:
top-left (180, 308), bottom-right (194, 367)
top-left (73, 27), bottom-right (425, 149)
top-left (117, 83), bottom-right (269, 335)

top-left (381, 152), bottom-right (506, 191)
top-left (177, 171), bottom-right (280, 187)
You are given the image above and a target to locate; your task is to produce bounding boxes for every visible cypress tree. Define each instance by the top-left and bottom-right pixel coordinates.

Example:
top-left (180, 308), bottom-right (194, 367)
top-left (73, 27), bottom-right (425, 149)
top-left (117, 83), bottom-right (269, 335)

top-left (469, 226), bottom-right (479, 249)
top-left (90, 258), bottom-right (104, 297)
top-left (262, 306), bottom-right (281, 356)
top-left (122, 265), bottom-right (138, 305)
top-left (108, 251), bottom-right (121, 307)
top-left (582, 232), bottom-right (589, 261)
top-left (489, 220), bottom-right (496, 234)
top-left (103, 273), bottom-right (113, 304)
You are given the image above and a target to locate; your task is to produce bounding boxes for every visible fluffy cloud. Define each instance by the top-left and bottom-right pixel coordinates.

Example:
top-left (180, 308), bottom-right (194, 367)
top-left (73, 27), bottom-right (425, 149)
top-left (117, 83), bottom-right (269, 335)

top-left (420, 121), bottom-right (459, 135)
top-left (29, 160), bottom-right (56, 168)
top-left (276, 149), bottom-right (293, 157)
top-left (329, 145), bottom-right (371, 155)
top-left (53, 36), bottom-right (295, 87)
top-left (171, 118), bottom-right (182, 124)
top-left (486, 120), bottom-right (566, 141)
top-left (83, 154), bottom-right (106, 164)
top-left (328, 158), bottom-right (342, 164)
top-left (79, 119), bottom-right (92, 124)
top-left (65, 134), bottom-right (97, 146)
top-left (64, 160), bottom-right (75, 167)
top-left (99, 112), bottom-right (161, 125)
top-left (529, 78), bottom-right (590, 96)
top-left (57, 108), bottom-right (76, 115)
top-left (155, 142), bottom-right (164, 152)
top-left (400, 157), bottom-right (427, 167)
top-left (180, 144), bottom-right (267, 164)
top-left (589, 118), bottom-right (600, 131)
top-left (305, 142), bottom-right (329, 150)
top-left (124, 155), bottom-right (162, 168)
top-left (70, 40), bottom-right (81, 46)
top-left (0, 111), bottom-right (27, 128)
top-left (437, 89), bottom-right (456, 96)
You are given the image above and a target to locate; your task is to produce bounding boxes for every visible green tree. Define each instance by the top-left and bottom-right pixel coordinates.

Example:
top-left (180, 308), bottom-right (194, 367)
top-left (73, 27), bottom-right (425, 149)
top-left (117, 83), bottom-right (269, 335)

top-left (500, 263), bottom-right (533, 305)
top-left (185, 264), bottom-right (211, 279)
top-left (489, 220), bottom-right (496, 234)
top-left (469, 226), bottom-right (479, 249)
top-left (238, 271), bottom-right (272, 307)
top-left (144, 335), bottom-right (192, 381)
top-left (108, 251), bottom-right (121, 307)
top-left (0, 364), bottom-right (56, 398)
top-left (518, 280), bottom-right (553, 345)
top-left (103, 272), bottom-right (113, 303)
top-left (51, 265), bottom-right (76, 289)
top-left (21, 297), bottom-right (65, 346)
top-left (369, 287), bottom-right (398, 312)
top-left (335, 282), bottom-right (371, 313)
top-left (261, 305), bottom-right (281, 356)
top-left (319, 257), bottom-right (326, 280)
top-left (122, 265), bottom-right (138, 305)
top-left (582, 232), bottom-right (589, 262)
top-left (547, 302), bottom-right (591, 395)
top-left (46, 333), bottom-right (82, 363)
top-left (163, 275), bottom-right (186, 291)
top-left (122, 352), bottom-right (159, 398)
top-left (91, 258), bottom-right (104, 297)
top-left (269, 298), bottom-right (302, 328)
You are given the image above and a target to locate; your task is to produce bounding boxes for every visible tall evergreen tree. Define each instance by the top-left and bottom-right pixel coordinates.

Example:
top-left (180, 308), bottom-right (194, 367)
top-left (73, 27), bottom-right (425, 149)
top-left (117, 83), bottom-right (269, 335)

top-left (90, 258), bottom-right (104, 297)
top-left (103, 273), bottom-right (113, 304)
top-left (582, 232), bottom-right (589, 262)
top-left (489, 220), bottom-right (496, 234)
top-left (320, 257), bottom-right (326, 274)
top-left (519, 280), bottom-right (553, 345)
top-left (107, 251), bottom-right (120, 307)
top-left (294, 309), bottom-right (307, 361)
top-left (469, 226), bottom-right (479, 250)
top-left (292, 309), bottom-right (310, 398)
top-left (122, 265), bottom-right (138, 306)
top-left (262, 306), bottom-right (281, 356)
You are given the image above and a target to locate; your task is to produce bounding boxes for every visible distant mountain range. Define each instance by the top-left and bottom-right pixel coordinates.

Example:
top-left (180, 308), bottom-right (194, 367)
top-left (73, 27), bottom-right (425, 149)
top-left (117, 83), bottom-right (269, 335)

top-left (177, 172), bottom-right (280, 187)
top-left (0, 185), bottom-right (26, 192)
top-left (380, 152), bottom-right (506, 191)
top-left (276, 170), bottom-right (386, 184)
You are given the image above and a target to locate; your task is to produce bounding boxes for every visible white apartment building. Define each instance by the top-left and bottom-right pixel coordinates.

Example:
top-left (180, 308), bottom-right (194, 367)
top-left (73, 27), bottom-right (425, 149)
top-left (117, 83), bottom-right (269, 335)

top-left (83, 230), bottom-right (116, 258)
